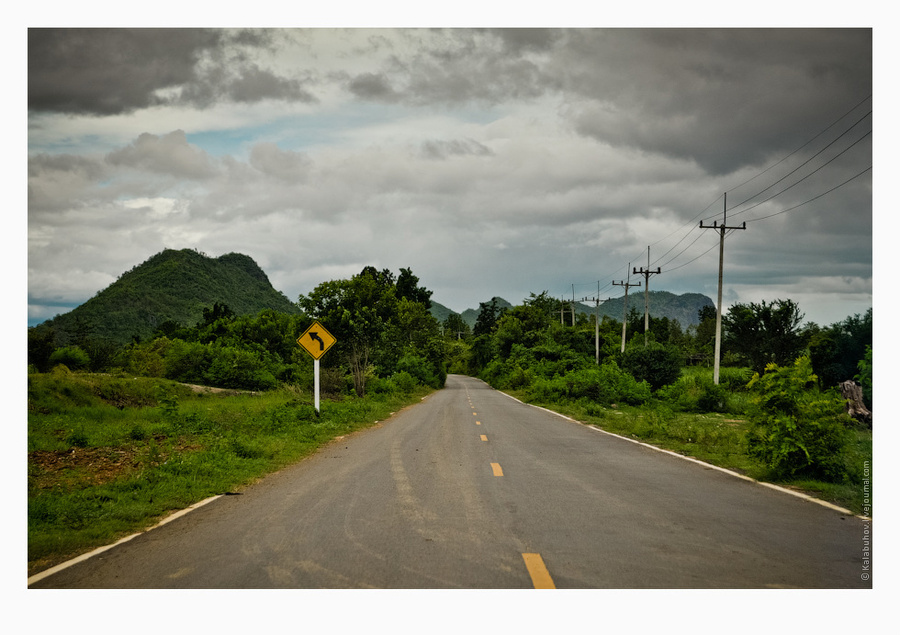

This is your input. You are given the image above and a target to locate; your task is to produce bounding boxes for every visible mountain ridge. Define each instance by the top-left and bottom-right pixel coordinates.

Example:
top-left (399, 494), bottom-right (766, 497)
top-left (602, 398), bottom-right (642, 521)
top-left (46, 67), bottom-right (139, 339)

top-left (429, 292), bottom-right (714, 329)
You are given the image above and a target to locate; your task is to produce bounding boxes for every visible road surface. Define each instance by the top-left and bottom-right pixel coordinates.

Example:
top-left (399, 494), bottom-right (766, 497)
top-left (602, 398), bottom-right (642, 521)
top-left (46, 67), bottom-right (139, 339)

top-left (30, 374), bottom-right (871, 588)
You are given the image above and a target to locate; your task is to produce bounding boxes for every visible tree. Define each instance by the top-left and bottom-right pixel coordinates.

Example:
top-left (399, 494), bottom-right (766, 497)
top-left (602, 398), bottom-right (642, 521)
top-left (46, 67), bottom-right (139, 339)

top-left (808, 308), bottom-right (872, 389)
top-left (396, 267), bottom-right (432, 309)
top-left (620, 342), bottom-right (683, 390)
top-left (722, 299), bottom-right (805, 374)
top-left (473, 298), bottom-right (505, 336)
top-left (298, 266), bottom-right (440, 397)
top-left (443, 313), bottom-right (470, 340)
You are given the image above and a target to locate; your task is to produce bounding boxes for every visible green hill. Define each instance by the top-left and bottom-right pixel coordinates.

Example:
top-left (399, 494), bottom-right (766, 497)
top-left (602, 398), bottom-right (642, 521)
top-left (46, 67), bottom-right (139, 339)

top-left (37, 249), bottom-right (301, 346)
top-left (577, 291), bottom-right (714, 326)
top-left (430, 292), bottom-right (713, 329)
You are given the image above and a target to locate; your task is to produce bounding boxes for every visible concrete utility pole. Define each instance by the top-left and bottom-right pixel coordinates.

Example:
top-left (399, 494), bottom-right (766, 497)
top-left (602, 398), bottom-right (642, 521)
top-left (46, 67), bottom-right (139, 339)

top-left (612, 264), bottom-right (641, 353)
top-left (571, 285), bottom-right (576, 327)
top-left (633, 247), bottom-right (661, 347)
top-left (699, 193), bottom-right (746, 385)
top-left (582, 283), bottom-right (613, 364)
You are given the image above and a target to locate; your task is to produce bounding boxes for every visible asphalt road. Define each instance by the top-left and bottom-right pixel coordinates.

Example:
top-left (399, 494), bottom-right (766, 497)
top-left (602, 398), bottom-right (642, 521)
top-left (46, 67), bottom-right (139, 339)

top-left (30, 374), bottom-right (871, 588)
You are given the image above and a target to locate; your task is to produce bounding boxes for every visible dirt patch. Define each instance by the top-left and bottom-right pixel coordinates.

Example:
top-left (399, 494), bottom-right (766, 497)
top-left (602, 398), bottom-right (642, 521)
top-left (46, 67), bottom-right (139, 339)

top-left (28, 439), bottom-right (202, 489)
top-left (29, 447), bottom-right (141, 489)
top-left (181, 383), bottom-right (258, 396)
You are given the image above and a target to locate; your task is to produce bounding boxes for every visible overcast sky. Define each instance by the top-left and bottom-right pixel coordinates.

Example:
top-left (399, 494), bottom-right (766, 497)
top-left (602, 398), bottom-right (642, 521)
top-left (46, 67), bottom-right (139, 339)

top-left (26, 25), bottom-right (874, 328)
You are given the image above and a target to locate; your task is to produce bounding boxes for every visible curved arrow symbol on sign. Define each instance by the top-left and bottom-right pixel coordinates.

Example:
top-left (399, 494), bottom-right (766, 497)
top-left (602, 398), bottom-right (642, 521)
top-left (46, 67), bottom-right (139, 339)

top-left (309, 332), bottom-right (325, 351)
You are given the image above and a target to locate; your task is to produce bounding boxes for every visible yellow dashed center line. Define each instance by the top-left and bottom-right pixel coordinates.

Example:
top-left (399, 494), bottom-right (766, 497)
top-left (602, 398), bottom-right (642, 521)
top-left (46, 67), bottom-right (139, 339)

top-left (475, 421), bottom-right (481, 425)
top-left (480, 435), bottom-right (488, 441)
top-left (491, 462), bottom-right (503, 476)
top-left (522, 553), bottom-right (556, 589)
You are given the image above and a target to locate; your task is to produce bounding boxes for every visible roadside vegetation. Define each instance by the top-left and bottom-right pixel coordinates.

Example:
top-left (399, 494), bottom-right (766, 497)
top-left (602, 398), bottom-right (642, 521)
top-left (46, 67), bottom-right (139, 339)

top-left (27, 267), bottom-right (873, 575)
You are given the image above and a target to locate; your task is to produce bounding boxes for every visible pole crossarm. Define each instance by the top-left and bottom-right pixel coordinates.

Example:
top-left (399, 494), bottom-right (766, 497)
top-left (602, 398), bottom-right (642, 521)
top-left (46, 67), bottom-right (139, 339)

top-left (633, 247), bottom-right (662, 346)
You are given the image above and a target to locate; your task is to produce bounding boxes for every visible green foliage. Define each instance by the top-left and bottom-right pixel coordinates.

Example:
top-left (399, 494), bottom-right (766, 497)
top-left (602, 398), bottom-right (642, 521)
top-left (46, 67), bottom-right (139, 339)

top-left (809, 309), bottom-right (872, 390)
top-left (299, 266), bottom-right (442, 396)
top-left (619, 342), bottom-right (683, 390)
top-left (48, 346), bottom-right (91, 371)
top-left (746, 357), bottom-right (854, 481)
top-left (855, 345), bottom-right (872, 409)
top-left (529, 362), bottom-right (651, 406)
top-left (723, 299), bottom-right (805, 375)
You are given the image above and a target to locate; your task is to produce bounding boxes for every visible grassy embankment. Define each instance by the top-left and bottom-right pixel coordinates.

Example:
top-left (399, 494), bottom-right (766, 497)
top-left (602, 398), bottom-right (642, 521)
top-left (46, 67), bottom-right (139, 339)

top-left (27, 369), bottom-right (433, 577)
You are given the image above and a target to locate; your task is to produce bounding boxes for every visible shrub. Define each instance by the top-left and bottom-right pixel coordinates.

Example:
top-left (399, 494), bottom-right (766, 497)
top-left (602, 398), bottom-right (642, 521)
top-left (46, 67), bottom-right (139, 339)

top-left (527, 361), bottom-right (650, 406)
top-left (746, 356), bottom-right (853, 481)
top-left (395, 353), bottom-right (439, 388)
top-left (391, 371), bottom-right (418, 394)
top-left (48, 346), bottom-right (91, 371)
top-left (620, 343), bottom-right (682, 390)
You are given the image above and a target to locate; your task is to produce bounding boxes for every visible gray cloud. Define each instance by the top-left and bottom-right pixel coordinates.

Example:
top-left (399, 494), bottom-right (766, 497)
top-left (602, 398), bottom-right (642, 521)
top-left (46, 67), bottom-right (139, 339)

top-left (26, 28), bottom-right (873, 328)
top-left (420, 138), bottom-right (494, 160)
top-left (106, 131), bottom-right (218, 180)
top-left (28, 28), bottom-right (316, 115)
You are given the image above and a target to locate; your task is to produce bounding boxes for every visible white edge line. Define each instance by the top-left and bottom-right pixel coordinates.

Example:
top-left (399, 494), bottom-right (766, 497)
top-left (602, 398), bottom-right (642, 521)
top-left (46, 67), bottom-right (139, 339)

top-left (28, 494), bottom-right (224, 586)
top-left (495, 388), bottom-right (869, 521)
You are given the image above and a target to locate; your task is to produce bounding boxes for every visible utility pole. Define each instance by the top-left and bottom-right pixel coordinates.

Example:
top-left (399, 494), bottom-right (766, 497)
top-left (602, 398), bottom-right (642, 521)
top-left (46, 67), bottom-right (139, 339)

top-left (582, 283), bottom-right (613, 364)
top-left (612, 264), bottom-right (641, 353)
top-left (571, 284), bottom-right (576, 327)
top-left (633, 246), bottom-right (661, 346)
top-left (700, 193), bottom-right (746, 385)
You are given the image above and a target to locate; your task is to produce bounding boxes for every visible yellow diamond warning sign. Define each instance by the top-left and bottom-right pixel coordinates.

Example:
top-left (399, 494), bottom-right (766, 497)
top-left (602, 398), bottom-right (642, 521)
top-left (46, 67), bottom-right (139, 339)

top-left (297, 320), bottom-right (337, 360)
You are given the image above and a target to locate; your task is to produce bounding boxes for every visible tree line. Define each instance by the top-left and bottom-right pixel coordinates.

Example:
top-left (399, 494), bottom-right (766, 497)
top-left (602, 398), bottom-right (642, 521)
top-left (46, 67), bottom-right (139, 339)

top-left (28, 268), bottom-right (872, 414)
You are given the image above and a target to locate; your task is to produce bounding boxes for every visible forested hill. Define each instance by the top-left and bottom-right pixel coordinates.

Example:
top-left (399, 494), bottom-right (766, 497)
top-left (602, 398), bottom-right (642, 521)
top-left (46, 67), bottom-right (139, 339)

top-left (432, 293), bottom-right (713, 329)
top-left (37, 249), bottom-right (301, 345)
top-left (581, 291), bottom-right (715, 327)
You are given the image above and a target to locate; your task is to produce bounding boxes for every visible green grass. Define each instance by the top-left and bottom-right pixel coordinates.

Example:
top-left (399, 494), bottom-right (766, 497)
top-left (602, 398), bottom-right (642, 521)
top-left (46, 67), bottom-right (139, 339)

top-left (28, 371), bottom-right (432, 576)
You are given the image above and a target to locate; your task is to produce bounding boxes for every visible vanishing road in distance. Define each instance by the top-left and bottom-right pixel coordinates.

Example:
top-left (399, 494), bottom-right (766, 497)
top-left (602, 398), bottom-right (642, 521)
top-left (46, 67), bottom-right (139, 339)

top-left (30, 374), bottom-right (870, 588)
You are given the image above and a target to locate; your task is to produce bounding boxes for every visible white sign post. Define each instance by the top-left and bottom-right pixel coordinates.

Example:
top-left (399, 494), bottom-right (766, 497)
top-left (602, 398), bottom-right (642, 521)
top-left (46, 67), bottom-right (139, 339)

top-left (314, 359), bottom-right (320, 413)
top-left (297, 320), bottom-right (337, 415)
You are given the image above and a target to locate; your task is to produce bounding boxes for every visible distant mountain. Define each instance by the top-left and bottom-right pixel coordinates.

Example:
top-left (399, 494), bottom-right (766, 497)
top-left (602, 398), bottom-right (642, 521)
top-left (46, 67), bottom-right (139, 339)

top-left (430, 292), bottom-right (714, 329)
top-left (428, 300), bottom-right (457, 325)
top-left (460, 297), bottom-right (514, 328)
top-left (576, 291), bottom-right (714, 326)
top-left (36, 249), bottom-right (301, 345)
top-left (427, 297), bottom-right (514, 329)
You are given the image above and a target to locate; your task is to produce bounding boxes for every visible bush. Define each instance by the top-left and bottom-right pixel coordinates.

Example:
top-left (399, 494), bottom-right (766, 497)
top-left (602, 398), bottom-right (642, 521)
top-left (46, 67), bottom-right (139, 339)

top-left (48, 346), bottom-right (91, 371)
top-left (746, 356), bottom-right (853, 481)
top-left (658, 373), bottom-right (730, 413)
top-left (620, 343), bottom-right (683, 390)
top-left (391, 371), bottom-right (418, 394)
top-left (527, 361), bottom-right (650, 406)
top-left (395, 353), bottom-right (439, 388)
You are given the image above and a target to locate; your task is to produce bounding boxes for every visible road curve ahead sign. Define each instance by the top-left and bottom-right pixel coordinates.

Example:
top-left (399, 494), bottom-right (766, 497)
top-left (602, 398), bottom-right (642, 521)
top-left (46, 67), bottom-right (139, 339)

top-left (297, 320), bottom-right (337, 360)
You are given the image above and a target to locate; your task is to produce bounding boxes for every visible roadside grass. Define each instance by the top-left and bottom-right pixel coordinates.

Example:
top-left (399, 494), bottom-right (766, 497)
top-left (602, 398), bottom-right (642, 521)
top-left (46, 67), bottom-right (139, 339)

top-left (27, 370), bottom-right (432, 577)
top-left (503, 384), bottom-right (872, 517)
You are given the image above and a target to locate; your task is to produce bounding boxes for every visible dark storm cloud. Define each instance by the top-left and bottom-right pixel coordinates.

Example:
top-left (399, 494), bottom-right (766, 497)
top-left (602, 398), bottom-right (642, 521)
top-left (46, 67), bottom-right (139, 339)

top-left (554, 29), bottom-right (873, 174)
top-left (341, 29), bottom-right (870, 176)
top-left (28, 28), bottom-right (315, 115)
